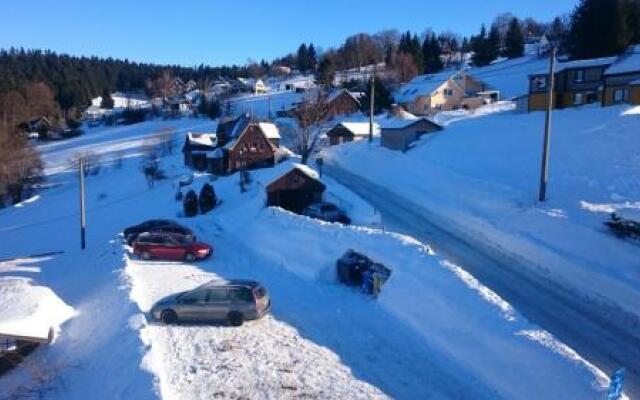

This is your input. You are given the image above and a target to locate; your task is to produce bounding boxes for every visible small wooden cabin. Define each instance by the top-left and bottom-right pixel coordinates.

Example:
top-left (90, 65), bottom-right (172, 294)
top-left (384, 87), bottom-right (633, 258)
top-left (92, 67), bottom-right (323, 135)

top-left (326, 121), bottom-right (380, 145)
top-left (380, 117), bottom-right (442, 152)
top-left (182, 132), bottom-right (217, 171)
top-left (326, 90), bottom-right (362, 119)
top-left (266, 165), bottom-right (326, 213)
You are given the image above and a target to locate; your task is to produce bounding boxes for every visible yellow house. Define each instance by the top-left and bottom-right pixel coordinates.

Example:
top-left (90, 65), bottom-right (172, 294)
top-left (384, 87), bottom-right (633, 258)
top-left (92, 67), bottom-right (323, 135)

top-left (602, 45), bottom-right (640, 107)
top-left (394, 72), bottom-right (496, 116)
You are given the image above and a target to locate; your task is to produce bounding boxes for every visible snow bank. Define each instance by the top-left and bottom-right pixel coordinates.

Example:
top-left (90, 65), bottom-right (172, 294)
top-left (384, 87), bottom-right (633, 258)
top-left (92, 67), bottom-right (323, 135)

top-left (0, 275), bottom-right (75, 341)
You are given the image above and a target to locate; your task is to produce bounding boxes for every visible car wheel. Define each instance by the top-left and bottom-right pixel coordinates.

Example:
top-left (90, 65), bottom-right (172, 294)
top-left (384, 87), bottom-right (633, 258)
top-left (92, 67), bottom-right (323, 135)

top-left (141, 251), bottom-right (152, 260)
top-left (184, 253), bottom-right (196, 262)
top-left (161, 310), bottom-right (178, 324)
top-left (228, 312), bottom-right (244, 327)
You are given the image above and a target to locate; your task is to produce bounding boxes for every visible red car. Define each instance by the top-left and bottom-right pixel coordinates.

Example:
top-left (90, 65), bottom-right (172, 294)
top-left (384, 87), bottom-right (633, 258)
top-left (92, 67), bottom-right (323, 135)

top-left (133, 233), bottom-right (212, 262)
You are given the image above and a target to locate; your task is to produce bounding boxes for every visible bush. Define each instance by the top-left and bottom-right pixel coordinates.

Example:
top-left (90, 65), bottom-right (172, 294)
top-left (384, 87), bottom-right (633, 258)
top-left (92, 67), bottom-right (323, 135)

top-left (121, 108), bottom-right (147, 125)
top-left (605, 213), bottom-right (640, 240)
top-left (199, 183), bottom-right (217, 213)
top-left (183, 190), bottom-right (198, 217)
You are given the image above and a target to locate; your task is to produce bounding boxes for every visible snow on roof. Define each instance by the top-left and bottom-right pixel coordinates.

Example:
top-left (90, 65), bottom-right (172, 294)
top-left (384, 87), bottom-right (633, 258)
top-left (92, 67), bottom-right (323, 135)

top-left (0, 277), bottom-right (75, 341)
top-left (605, 45), bottom-right (640, 75)
top-left (258, 122), bottom-right (281, 139)
top-left (292, 163), bottom-right (320, 180)
top-left (339, 121), bottom-right (381, 136)
top-left (630, 78), bottom-right (640, 85)
top-left (111, 92), bottom-right (150, 101)
top-left (555, 57), bottom-right (618, 73)
top-left (187, 132), bottom-right (217, 147)
top-left (394, 71), bottom-right (460, 103)
top-left (328, 89), bottom-right (361, 104)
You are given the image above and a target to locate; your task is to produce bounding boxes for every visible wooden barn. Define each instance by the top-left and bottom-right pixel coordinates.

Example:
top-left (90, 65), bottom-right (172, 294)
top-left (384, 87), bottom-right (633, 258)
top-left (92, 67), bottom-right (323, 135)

top-left (380, 116), bottom-right (442, 152)
top-left (266, 165), bottom-right (326, 213)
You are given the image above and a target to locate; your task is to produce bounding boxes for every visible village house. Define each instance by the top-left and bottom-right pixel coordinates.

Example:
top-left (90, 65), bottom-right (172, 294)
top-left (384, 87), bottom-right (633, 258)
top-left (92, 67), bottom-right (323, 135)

top-left (91, 92), bottom-right (151, 109)
top-left (603, 44), bottom-right (640, 106)
top-left (527, 57), bottom-right (617, 111)
top-left (182, 132), bottom-right (218, 171)
top-left (266, 164), bottom-right (326, 213)
top-left (326, 89), bottom-right (364, 119)
top-left (225, 122), bottom-right (280, 172)
top-left (379, 109), bottom-right (443, 151)
top-left (326, 121), bottom-right (381, 146)
top-left (394, 71), bottom-right (496, 116)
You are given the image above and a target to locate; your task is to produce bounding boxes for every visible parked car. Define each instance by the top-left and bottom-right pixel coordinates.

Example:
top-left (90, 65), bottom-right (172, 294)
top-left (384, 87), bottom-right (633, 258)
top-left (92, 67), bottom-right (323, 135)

top-left (336, 249), bottom-right (391, 297)
top-left (133, 232), bottom-right (212, 261)
top-left (150, 280), bottom-right (271, 326)
top-left (302, 202), bottom-right (351, 224)
top-left (124, 219), bottom-right (194, 245)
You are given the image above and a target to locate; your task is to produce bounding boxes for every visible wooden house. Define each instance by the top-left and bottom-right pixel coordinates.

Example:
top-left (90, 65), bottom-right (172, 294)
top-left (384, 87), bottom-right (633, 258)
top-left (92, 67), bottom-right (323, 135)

top-left (380, 114), bottom-right (443, 152)
top-left (528, 57), bottom-right (616, 111)
top-left (603, 45), bottom-right (640, 106)
top-left (225, 122), bottom-right (281, 173)
top-left (266, 164), bottom-right (326, 213)
top-left (182, 132), bottom-right (218, 171)
top-left (326, 90), bottom-right (363, 119)
top-left (326, 121), bottom-right (381, 145)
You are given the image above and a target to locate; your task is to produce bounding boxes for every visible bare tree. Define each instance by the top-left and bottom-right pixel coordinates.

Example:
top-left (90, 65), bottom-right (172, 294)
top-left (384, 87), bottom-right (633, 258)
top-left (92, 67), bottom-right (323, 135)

top-left (140, 141), bottom-right (165, 188)
top-left (0, 127), bottom-right (43, 204)
top-left (392, 52), bottom-right (419, 83)
top-left (293, 90), bottom-right (329, 164)
top-left (68, 151), bottom-right (102, 176)
top-left (156, 128), bottom-right (175, 156)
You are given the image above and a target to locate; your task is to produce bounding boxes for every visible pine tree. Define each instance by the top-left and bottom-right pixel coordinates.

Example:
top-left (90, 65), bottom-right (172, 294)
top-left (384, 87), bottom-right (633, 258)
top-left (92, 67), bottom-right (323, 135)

top-left (308, 43), bottom-right (317, 72)
top-left (183, 190), bottom-right (198, 217)
top-left (296, 44), bottom-right (309, 72)
top-left (487, 25), bottom-right (501, 62)
top-left (471, 25), bottom-right (489, 66)
top-left (504, 18), bottom-right (525, 58)
top-left (100, 88), bottom-right (114, 109)
top-left (569, 0), bottom-right (636, 59)
top-left (198, 183), bottom-right (217, 213)
top-left (422, 34), bottom-right (444, 73)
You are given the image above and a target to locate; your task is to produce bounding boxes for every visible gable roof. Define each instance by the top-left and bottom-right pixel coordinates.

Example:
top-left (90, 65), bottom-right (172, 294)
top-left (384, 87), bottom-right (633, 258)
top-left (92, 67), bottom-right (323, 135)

top-left (605, 44), bottom-right (640, 75)
top-left (379, 115), bottom-right (442, 130)
top-left (225, 122), bottom-right (278, 152)
top-left (332, 121), bottom-right (381, 137)
top-left (328, 89), bottom-right (363, 105)
top-left (266, 163), bottom-right (325, 190)
top-left (394, 71), bottom-right (463, 103)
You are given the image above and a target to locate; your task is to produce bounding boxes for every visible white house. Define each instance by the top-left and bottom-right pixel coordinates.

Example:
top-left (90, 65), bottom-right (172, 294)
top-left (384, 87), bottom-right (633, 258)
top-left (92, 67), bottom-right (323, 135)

top-left (91, 92), bottom-right (151, 109)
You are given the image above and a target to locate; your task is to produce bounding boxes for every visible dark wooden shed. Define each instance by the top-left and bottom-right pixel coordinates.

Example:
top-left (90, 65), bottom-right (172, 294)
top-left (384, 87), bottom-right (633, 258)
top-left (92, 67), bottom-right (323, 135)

top-left (266, 165), bottom-right (326, 213)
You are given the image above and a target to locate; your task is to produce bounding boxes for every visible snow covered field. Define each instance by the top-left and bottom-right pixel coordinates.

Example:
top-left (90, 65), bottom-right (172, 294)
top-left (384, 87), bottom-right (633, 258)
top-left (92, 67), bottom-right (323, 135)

top-left (0, 117), bottom-right (626, 399)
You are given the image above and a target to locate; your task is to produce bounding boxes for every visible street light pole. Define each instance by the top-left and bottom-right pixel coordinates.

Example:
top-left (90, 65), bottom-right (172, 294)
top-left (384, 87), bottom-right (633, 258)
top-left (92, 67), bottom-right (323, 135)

top-left (538, 46), bottom-right (556, 202)
top-left (79, 157), bottom-right (86, 250)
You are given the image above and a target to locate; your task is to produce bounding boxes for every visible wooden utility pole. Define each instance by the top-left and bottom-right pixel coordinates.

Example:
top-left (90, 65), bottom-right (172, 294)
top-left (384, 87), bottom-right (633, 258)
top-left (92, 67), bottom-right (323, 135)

top-left (369, 68), bottom-right (375, 144)
top-left (79, 158), bottom-right (86, 250)
top-left (538, 46), bottom-right (556, 202)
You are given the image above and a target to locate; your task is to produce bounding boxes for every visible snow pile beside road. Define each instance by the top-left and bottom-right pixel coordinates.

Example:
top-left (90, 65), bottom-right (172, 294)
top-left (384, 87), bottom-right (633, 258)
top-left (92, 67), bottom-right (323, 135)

top-left (0, 275), bottom-right (75, 341)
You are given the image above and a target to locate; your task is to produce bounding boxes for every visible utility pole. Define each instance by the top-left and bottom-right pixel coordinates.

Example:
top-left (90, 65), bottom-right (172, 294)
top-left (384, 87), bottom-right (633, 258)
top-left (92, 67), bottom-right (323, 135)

top-left (369, 67), bottom-right (375, 144)
top-left (79, 158), bottom-right (86, 250)
top-left (538, 46), bottom-right (556, 202)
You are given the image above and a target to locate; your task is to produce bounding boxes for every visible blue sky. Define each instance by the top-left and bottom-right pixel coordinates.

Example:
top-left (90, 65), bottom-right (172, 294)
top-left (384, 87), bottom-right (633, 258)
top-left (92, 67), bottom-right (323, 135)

top-left (2, 0), bottom-right (578, 66)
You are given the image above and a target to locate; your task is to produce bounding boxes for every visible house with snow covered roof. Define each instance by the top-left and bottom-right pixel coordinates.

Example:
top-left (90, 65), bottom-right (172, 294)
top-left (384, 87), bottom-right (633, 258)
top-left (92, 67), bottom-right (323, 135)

top-left (379, 108), bottom-right (443, 152)
top-left (266, 164), bottom-right (325, 213)
top-left (326, 121), bottom-right (381, 146)
top-left (527, 56), bottom-right (617, 111)
top-left (182, 132), bottom-right (218, 171)
top-left (603, 44), bottom-right (640, 106)
top-left (326, 89), bottom-right (364, 119)
top-left (91, 92), bottom-right (151, 109)
top-left (394, 71), bottom-right (494, 116)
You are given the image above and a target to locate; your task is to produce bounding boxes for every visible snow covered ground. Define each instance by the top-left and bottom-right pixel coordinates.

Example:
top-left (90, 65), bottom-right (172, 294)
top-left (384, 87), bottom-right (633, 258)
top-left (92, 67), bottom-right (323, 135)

top-left (324, 102), bottom-right (640, 395)
top-left (0, 116), bottom-right (626, 399)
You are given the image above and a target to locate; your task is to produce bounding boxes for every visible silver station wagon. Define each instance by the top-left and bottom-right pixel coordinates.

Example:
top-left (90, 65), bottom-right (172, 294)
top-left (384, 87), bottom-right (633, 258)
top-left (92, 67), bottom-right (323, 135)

top-left (151, 280), bottom-right (271, 326)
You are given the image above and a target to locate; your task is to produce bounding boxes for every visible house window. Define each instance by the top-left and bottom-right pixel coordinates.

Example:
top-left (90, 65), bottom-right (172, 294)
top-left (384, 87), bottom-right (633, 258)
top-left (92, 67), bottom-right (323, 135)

top-left (573, 93), bottom-right (584, 105)
top-left (532, 76), bottom-right (547, 91)
top-left (574, 70), bottom-right (585, 83)
top-left (444, 89), bottom-right (453, 97)
top-left (614, 88), bottom-right (629, 104)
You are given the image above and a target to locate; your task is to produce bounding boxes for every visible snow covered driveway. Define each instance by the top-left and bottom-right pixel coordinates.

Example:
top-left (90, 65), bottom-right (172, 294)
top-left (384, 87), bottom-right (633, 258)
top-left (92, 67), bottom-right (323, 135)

top-left (124, 258), bottom-right (388, 400)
